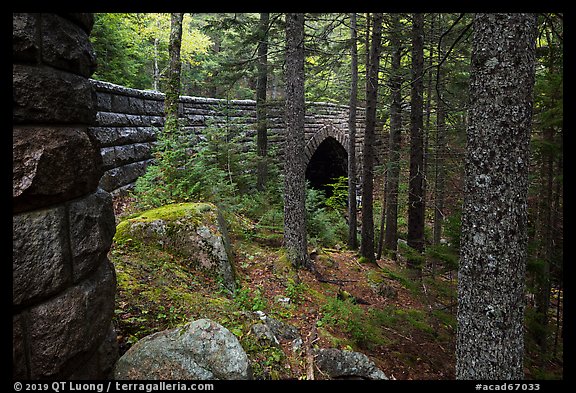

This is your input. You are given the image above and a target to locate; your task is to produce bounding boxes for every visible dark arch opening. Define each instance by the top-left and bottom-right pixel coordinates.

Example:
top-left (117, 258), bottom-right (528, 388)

top-left (305, 136), bottom-right (348, 198)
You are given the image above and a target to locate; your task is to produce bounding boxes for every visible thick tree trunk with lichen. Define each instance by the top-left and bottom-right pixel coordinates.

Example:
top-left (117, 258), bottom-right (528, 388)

top-left (456, 13), bottom-right (537, 380)
top-left (284, 13), bottom-right (309, 269)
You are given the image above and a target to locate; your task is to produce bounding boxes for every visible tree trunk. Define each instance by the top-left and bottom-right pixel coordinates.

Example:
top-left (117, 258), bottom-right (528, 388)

top-left (433, 24), bottom-right (446, 246)
top-left (153, 36), bottom-right (159, 91)
top-left (456, 13), bottom-right (537, 380)
top-left (256, 13), bottom-right (270, 191)
top-left (432, 91), bottom-right (446, 246)
top-left (422, 15), bottom-right (435, 237)
top-left (360, 12), bottom-right (382, 263)
top-left (348, 12), bottom-right (359, 250)
top-left (284, 13), bottom-right (309, 269)
top-left (407, 13), bottom-right (425, 269)
top-left (153, 17), bottom-right (161, 91)
top-left (376, 170), bottom-right (386, 260)
top-left (383, 13), bottom-right (403, 260)
top-left (164, 13), bottom-right (184, 132)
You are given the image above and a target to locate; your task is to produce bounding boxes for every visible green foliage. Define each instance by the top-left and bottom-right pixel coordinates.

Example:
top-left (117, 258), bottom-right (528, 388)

top-left (398, 241), bottom-right (426, 269)
top-left (394, 309), bottom-right (435, 335)
top-left (319, 297), bottom-right (387, 349)
top-left (255, 204), bottom-right (284, 229)
top-left (241, 332), bottom-right (287, 380)
top-left (133, 127), bottom-right (235, 210)
top-left (193, 13), bottom-right (271, 98)
top-left (304, 14), bottom-right (357, 104)
top-left (91, 13), bottom-right (367, 103)
top-left (534, 57), bottom-right (563, 132)
top-left (431, 309), bottom-right (456, 331)
top-left (305, 185), bottom-right (348, 248)
top-left (357, 256), bottom-right (371, 264)
top-left (527, 257), bottom-right (547, 279)
top-left (234, 286), bottom-right (268, 312)
top-left (133, 104), bottom-right (283, 215)
top-left (284, 278), bottom-right (307, 304)
top-left (319, 295), bottom-right (438, 349)
top-left (324, 176), bottom-right (348, 211)
top-left (443, 209), bottom-right (462, 251)
top-left (526, 307), bottom-right (548, 337)
top-left (91, 13), bottom-right (151, 88)
top-left (371, 306), bottom-right (437, 338)
top-left (425, 244), bottom-right (459, 270)
top-left (91, 13), bottom-right (211, 91)
top-left (378, 264), bottom-right (418, 293)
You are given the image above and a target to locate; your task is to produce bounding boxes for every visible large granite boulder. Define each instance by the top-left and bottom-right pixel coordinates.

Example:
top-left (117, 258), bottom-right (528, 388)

top-left (114, 202), bottom-right (237, 292)
top-left (114, 319), bottom-right (252, 380)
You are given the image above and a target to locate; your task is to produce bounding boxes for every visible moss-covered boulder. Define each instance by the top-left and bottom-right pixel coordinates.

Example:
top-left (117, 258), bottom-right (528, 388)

top-left (114, 203), bottom-right (237, 292)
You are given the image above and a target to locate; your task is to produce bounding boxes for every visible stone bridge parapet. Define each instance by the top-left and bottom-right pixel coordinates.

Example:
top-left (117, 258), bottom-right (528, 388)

top-left (89, 80), bottom-right (384, 196)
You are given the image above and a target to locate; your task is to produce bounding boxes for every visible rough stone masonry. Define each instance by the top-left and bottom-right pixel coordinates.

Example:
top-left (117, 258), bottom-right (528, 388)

top-left (13, 13), bottom-right (118, 379)
top-left (89, 80), bottom-right (378, 197)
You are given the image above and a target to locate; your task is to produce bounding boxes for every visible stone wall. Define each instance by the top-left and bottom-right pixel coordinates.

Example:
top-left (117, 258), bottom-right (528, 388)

top-left (13, 13), bottom-right (118, 379)
top-left (89, 80), bottom-right (374, 196)
top-left (88, 80), bottom-right (164, 196)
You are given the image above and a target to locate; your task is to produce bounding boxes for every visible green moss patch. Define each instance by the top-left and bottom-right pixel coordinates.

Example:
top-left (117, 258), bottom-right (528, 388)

top-left (114, 202), bottom-right (215, 245)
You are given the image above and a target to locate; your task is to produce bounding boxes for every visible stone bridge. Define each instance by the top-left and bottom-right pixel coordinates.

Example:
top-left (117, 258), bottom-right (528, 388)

top-left (12, 13), bottom-right (384, 380)
top-left (90, 79), bottom-right (383, 196)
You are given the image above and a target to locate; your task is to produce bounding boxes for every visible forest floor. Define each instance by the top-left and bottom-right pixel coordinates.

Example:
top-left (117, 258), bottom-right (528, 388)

top-left (236, 245), bottom-right (458, 379)
top-left (109, 195), bottom-right (562, 380)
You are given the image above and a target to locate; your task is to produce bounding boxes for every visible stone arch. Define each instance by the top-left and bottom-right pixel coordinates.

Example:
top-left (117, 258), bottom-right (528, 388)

top-left (304, 124), bottom-right (349, 195)
top-left (304, 124), bottom-right (349, 167)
